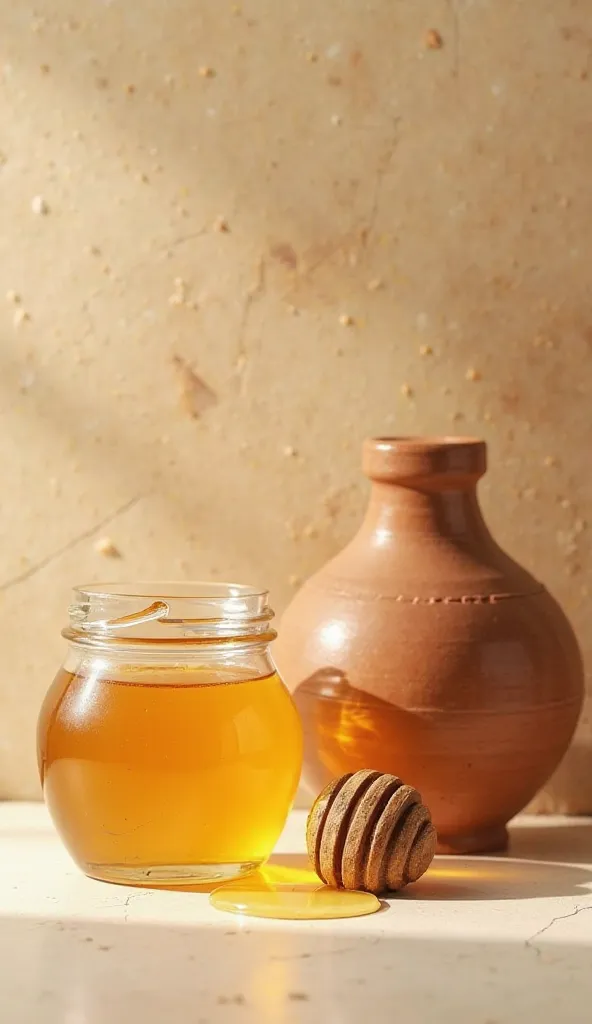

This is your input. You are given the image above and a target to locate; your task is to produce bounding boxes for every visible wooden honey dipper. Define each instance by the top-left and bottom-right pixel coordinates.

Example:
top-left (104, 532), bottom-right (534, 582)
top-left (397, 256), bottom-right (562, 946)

top-left (306, 769), bottom-right (437, 895)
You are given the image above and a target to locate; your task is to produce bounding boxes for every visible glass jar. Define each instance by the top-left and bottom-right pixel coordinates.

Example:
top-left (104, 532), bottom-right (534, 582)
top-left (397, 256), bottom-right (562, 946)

top-left (37, 583), bottom-right (303, 886)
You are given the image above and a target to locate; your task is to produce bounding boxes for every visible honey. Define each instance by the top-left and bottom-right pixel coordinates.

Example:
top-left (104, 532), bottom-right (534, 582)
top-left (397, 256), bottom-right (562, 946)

top-left (293, 671), bottom-right (409, 793)
top-left (210, 862), bottom-right (381, 919)
top-left (38, 664), bottom-right (302, 885)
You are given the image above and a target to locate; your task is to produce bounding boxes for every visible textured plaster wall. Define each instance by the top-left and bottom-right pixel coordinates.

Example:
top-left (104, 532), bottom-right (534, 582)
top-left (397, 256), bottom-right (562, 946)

top-left (0, 1), bottom-right (590, 806)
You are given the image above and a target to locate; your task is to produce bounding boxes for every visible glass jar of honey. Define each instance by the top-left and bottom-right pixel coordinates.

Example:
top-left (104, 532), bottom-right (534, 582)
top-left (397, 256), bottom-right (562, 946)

top-left (37, 583), bottom-right (303, 886)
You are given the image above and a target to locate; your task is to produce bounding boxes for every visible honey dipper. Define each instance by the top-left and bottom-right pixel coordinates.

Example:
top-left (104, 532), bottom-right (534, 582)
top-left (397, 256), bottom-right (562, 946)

top-left (306, 769), bottom-right (437, 895)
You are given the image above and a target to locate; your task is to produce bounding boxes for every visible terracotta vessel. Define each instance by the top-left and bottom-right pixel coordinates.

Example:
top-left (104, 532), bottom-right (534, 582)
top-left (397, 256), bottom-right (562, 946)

top-left (274, 437), bottom-right (584, 854)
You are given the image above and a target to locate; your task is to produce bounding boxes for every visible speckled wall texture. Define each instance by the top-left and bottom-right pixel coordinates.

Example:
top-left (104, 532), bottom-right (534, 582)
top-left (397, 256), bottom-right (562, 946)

top-left (0, 1), bottom-right (590, 805)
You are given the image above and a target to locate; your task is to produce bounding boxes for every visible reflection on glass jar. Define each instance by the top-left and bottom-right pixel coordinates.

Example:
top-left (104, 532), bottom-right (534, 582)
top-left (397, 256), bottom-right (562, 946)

top-left (37, 583), bottom-right (303, 886)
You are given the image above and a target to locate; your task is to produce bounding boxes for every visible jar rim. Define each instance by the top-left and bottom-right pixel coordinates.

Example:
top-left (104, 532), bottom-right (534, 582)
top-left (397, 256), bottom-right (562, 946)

top-left (66, 581), bottom-right (275, 648)
top-left (74, 581), bottom-right (268, 601)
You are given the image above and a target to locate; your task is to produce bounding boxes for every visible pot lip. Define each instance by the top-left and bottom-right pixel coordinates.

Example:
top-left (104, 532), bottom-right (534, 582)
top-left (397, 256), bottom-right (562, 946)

top-left (369, 435), bottom-right (485, 451)
top-left (363, 436), bottom-right (487, 481)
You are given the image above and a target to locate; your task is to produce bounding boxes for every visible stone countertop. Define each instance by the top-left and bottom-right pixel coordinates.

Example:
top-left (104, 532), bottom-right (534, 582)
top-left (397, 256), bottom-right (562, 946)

top-left (2, 804), bottom-right (592, 1023)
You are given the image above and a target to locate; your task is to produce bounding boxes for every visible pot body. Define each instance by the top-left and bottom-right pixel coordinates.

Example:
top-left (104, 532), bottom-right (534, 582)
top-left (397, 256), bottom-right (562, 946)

top-left (274, 438), bottom-right (583, 853)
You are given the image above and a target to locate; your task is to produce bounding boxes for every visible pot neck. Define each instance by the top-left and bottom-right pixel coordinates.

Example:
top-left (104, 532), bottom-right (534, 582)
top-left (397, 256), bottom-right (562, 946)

top-left (361, 436), bottom-right (491, 543)
top-left (361, 479), bottom-right (492, 544)
top-left (337, 437), bottom-right (542, 599)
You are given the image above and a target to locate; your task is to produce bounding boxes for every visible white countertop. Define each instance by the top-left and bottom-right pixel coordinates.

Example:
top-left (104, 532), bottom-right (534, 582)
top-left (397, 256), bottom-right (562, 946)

top-left (2, 804), bottom-right (592, 1023)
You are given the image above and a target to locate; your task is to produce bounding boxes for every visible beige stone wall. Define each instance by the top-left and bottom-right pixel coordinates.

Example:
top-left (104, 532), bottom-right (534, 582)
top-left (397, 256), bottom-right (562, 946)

top-left (1, 1), bottom-right (590, 806)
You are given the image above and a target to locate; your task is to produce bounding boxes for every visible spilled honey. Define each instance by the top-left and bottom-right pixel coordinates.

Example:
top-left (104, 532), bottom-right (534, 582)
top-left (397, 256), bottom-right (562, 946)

top-left (210, 861), bottom-right (381, 920)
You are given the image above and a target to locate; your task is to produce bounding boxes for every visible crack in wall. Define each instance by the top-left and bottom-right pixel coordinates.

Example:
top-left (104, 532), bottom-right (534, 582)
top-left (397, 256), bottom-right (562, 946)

top-left (446, 0), bottom-right (461, 79)
top-left (364, 118), bottom-right (401, 242)
top-left (0, 495), bottom-right (143, 593)
top-left (235, 256), bottom-right (266, 396)
top-left (80, 227), bottom-right (209, 324)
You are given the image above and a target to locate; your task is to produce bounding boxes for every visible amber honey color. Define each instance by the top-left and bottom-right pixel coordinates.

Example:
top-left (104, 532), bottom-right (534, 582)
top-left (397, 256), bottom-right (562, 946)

top-left (38, 664), bottom-right (302, 885)
top-left (210, 863), bottom-right (381, 920)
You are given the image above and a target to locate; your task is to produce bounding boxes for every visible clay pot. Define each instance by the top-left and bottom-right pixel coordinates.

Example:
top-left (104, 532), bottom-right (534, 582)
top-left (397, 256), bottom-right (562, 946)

top-left (274, 437), bottom-right (584, 854)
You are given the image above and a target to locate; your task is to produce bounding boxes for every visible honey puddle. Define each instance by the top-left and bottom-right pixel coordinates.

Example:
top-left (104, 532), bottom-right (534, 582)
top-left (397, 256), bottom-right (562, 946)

top-left (210, 862), bottom-right (381, 920)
